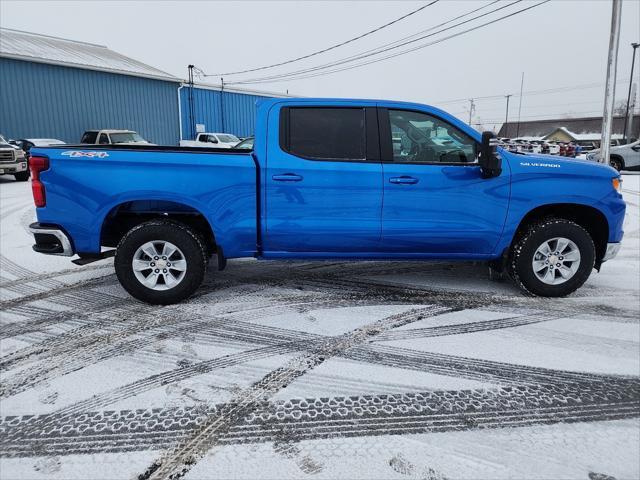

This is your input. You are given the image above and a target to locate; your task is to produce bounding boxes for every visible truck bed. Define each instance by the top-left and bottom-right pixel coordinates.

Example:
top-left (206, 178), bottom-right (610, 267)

top-left (31, 144), bottom-right (259, 258)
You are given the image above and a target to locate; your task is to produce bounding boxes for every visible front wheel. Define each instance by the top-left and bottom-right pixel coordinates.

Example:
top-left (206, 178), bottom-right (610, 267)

top-left (114, 220), bottom-right (207, 304)
top-left (609, 156), bottom-right (623, 172)
top-left (508, 218), bottom-right (595, 297)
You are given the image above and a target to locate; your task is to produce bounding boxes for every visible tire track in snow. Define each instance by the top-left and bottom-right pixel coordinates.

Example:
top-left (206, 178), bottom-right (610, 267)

top-left (2, 381), bottom-right (637, 458)
top-left (11, 309), bottom-right (596, 417)
top-left (139, 305), bottom-right (453, 480)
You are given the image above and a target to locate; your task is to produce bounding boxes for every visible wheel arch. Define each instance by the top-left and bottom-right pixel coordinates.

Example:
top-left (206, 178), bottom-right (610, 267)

top-left (510, 203), bottom-right (609, 268)
top-left (609, 154), bottom-right (625, 169)
top-left (100, 198), bottom-right (217, 255)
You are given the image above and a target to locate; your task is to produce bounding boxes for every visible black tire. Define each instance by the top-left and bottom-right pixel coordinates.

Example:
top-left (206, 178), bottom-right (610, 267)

top-left (508, 218), bottom-right (595, 297)
top-left (114, 220), bottom-right (208, 304)
top-left (609, 156), bottom-right (624, 172)
top-left (14, 171), bottom-right (30, 181)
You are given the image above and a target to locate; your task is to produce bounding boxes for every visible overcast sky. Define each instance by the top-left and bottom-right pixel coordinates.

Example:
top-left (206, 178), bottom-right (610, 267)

top-left (1, 0), bottom-right (639, 130)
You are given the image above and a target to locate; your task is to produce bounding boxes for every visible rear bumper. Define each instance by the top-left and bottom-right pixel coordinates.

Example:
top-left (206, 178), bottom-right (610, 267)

top-left (29, 222), bottom-right (74, 256)
top-left (602, 242), bottom-right (621, 262)
top-left (0, 161), bottom-right (27, 175)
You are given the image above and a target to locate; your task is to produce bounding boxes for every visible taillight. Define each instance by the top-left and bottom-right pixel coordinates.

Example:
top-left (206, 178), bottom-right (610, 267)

top-left (30, 156), bottom-right (49, 207)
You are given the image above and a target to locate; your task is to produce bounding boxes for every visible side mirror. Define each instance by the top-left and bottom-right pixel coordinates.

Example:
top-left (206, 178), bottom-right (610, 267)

top-left (209, 138), bottom-right (218, 144)
top-left (479, 131), bottom-right (502, 178)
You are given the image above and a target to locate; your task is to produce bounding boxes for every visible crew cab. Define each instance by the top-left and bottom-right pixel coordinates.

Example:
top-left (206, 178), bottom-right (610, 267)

top-left (80, 129), bottom-right (151, 145)
top-left (28, 98), bottom-right (625, 304)
top-left (179, 133), bottom-right (240, 148)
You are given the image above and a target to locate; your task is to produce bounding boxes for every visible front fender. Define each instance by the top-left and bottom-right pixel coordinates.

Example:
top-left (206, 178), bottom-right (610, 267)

top-left (493, 152), bottom-right (623, 254)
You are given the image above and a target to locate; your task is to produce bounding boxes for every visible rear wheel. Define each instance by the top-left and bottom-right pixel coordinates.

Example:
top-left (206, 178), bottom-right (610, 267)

top-left (508, 218), bottom-right (595, 297)
top-left (114, 220), bottom-right (207, 304)
top-left (14, 171), bottom-right (29, 181)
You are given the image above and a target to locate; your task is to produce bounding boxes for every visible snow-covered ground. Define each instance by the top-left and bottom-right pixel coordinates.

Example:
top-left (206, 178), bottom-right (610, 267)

top-left (1, 174), bottom-right (638, 480)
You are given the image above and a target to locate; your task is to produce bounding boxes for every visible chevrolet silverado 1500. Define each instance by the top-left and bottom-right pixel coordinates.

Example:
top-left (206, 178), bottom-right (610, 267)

top-left (28, 98), bottom-right (625, 304)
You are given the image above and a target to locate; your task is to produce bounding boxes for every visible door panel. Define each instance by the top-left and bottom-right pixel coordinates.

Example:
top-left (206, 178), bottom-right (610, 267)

top-left (264, 105), bottom-right (383, 253)
top-left (382, 163), bottom-right (510, 254)
top-left (379, 107), bottom-right (510, 255)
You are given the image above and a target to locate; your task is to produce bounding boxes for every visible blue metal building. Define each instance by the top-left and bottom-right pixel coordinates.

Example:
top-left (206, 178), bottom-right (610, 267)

top-left (0, 28), bottom-right (283, 145)
top-left (0, 28), bottom-right (183, 145)
top-left (179, 86), bottom-right (273, 140)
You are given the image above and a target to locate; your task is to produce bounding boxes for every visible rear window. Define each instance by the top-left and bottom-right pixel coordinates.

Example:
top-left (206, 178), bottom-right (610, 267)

top-left (81, 131), bottom-right (98, 144)
top-left (282, 107), bottom-right (365, 160)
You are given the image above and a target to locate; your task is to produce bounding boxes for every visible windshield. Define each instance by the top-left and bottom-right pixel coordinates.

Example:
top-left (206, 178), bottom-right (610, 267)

top-left (235, 137), bottom-right (254, 149)
top-left (110, 132), bottom-right (146, 143)
top-left (216, 134), bottom-right (239, 143)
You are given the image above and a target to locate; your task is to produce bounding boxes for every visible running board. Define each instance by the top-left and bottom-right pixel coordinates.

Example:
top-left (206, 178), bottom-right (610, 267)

top-left (72, 250), bottom-right (116, 266)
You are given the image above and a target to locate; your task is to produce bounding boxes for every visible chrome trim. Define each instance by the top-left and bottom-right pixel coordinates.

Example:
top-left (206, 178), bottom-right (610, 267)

top-left (602, 242), bottom-right (621, 262)
top-left (29, 225), bottom-right (74, 256)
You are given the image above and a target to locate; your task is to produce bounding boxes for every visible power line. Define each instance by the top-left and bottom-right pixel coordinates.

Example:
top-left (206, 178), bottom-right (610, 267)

top-left (206, 1), bottom-right (439, 77)
top-left (469, 109), bottom-right (610, 124)
top-left (450, 99), bottom-right (606, 116)
top-left (434, 80), bottom-right (628, 106)
top-left (227, 0), bottom-right (536, 85)
top-left (253, 0), bottom-right (501, 81)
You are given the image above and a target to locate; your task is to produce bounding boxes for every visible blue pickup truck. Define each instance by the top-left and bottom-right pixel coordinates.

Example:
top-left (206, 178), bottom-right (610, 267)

top-left (28, 98), bottom-right (625, 304)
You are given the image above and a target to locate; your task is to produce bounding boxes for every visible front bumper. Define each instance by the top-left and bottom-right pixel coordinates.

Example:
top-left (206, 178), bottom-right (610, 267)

top-left (29, 222), bottom-right (74, 256)
top-left (602, 242), bottom-right (621, 262)
top-left (0, 161), bottom-right (27, 175)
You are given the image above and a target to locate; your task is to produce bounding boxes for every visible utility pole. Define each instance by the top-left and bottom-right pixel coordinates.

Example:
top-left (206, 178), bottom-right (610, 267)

top-left (516, 73), bottom-right (525, 138)
top-left (600, 0), bottom-right (623, 164)
top-left (504, 94), bottom-right (512, 137)
top-left (625, 83), bottom-right (637, 140)
top-left (188, 64), bottom-right (195, 140)
top-left (622, 42), bottom-right (639, 142)
top-left (468, 99), bottom-right (475, 126)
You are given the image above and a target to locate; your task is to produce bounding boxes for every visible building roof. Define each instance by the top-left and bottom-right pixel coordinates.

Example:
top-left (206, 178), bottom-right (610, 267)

top-left (544, 127), bottom-right (624, 142)
top-left (0, 28), bottom-right (179, 82)
top-left (498, 114), bottom-right (640, 139)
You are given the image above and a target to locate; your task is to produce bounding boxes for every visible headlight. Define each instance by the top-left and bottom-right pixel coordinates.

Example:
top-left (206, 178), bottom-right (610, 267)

top-left (15, 150), bottom-right (25, 159)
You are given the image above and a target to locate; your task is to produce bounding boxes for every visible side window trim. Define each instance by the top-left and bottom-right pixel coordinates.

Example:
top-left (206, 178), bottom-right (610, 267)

top-left (377, 107), bottom-right (479, 166)
top-left (278, 106), bottom-right (380, 163)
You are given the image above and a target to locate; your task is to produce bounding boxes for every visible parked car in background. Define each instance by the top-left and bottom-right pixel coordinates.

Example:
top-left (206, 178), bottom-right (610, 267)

top-left (180, 133), bottom-right (240, 148)
top-left (235, 137), bottom-right (254, 150)
top-left (587, 139), bottom-right (640, 171)
top-left (546, 141), bottom-right (560, 155)
top-left (0, 134), bottom-right (29, 181)
top-left (559, 143), bottom-right (568, 156)
top-left (511, 139), bottom-right (531, 153)
top-left (13, 138), bottom-right (66, 159)
top-left (81, 130), bottom-right (151, 145)
top-left (528, 140), bottom-right (543, 154)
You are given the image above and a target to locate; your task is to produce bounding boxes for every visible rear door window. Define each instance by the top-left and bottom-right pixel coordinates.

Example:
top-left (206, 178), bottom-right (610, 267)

top-left (282, 107), bottom-right (366, 160)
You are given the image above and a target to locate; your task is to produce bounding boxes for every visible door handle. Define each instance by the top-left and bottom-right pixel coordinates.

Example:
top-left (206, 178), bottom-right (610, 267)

top-left (272, 173), bottom-right (303, 182)
top-left (389, 176), bottom-right (419, 185)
